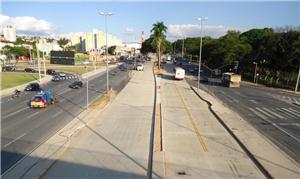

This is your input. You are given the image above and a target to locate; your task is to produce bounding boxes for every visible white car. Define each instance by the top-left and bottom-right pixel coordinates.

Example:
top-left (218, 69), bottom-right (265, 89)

top-left (57, 72), bottom-right (66, 77)
top-left (136, 64), bottom-right (144, 71)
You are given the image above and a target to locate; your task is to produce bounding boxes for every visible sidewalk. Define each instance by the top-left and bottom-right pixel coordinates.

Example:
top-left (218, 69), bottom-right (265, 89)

top-left (40, 62), bottom-right (155, 178)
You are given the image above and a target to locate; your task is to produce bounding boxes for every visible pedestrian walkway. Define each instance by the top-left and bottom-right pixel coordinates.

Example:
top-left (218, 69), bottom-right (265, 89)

top-left (42, 62), bottom-right (155, 178)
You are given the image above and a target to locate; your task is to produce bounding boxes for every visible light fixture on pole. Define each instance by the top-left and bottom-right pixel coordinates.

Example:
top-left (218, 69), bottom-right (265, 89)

top-left (100, 11), bottom-right (113, 93)
top-left (197, 17), bottom-right (208, 90)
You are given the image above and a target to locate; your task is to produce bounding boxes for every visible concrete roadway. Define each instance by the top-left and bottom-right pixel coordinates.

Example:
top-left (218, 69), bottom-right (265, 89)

top-left (159, 64), bottom-right (264, 178)
top-left (177, 62), bottom-right (300, 164)
top-left (1, 66), bottom-right (131, 174)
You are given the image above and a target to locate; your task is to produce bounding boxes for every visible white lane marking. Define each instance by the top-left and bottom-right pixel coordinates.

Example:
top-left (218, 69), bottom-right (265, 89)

top-left (248, 108), bottom-right (300, 143)
top-left (256, 107), bottom-right (275, 119)
top-left (26, 111), bottom-right (40, 119)
top-left (281, 108), bottom-right (300, 117)
top-left (51, 110), bottom-right (63, 118)
top-left (287, 96), bottom-right (292, 101)
top-left (57, 88), bottom-right (71, 95)
top-left (249, 99), bottom-right (258, 104)
top-left (2, 107), bottom-right (28, 119)
top-left (276, 123), bottom-right (300, 126)
top-left (248, 107), bottom-right (267, 120)
top-left (262, 107), bottom-right (285, 119)
top-left (277, 108), bottom-right (298, 119)
top-left (3, 133), bottom-right (26, 148)
top-left (288, 108), bottom-right (300, 115)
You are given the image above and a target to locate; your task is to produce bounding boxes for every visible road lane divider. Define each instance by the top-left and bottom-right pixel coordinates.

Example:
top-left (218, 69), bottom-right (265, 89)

top-left (3, 133), bottom-right (26, 149)
top-left (2, 107), bottom-right (28, 119)
top-left (175, 85), bottom-right (208, 152)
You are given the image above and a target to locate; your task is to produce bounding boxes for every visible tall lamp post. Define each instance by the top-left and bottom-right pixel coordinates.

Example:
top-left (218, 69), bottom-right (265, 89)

top-left (100, 12), bottom-right (113, 93)
top-left (253, 62), bottom-right (258, 83)
top-left (197, 17), bottom-right (208, 90)
top-left (83, 60), bottom-right (89, 109)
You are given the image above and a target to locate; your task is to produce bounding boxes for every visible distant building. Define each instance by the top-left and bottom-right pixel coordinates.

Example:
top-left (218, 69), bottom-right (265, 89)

top-left (3, 25), bottom-right (16, 42)
top-left (70, 30), bottom-right (122, 53)
top-left (0, 36), bottom-right (14, 50)
top-left (37, 38), bottom-right (62, 56)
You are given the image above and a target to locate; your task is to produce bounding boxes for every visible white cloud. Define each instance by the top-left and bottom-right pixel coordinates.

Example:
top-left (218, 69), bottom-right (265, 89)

top-left (125, 27), bottom-right (134, 34)
top-left (167, 24), bottom-right (241, 40)
top-left (0, 15), bottom-right (55, 36)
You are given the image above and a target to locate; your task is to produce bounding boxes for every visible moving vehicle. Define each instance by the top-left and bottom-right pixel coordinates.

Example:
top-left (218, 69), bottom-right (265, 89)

top-left (12, 89), bottom-right (21, 98)
top-left (29, 90), bottom-right (56, 108)
top-left (57, 72), bottom-right (66, 77)
top-left (52, 75), bottom-right (60, 82)
top-left (47, 69), bottom-right (56, 75)
top-left (25, 83), bottom-right (41, 91)
top-left (174, 67), bottom-right (185, 80)
top-left (221, 72), bottom-right (241, 87)
top-left (136, 64), bottom-right (144, 71)
top-left (69, 80), bottom-right (83, 89)
top-left (24, 68), bottom-right (36, 73)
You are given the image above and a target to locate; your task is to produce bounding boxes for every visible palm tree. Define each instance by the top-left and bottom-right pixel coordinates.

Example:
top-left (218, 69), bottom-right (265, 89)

top-left (151, 22), bottom-right (167, 69)
top-left (57, 38), bottom-right (70, 51)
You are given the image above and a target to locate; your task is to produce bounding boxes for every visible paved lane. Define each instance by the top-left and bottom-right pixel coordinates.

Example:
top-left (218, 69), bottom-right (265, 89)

top-left (1, 66), bottom-right (131, 174)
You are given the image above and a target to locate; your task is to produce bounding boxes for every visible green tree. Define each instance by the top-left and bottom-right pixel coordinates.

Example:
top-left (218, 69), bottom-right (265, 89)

top-left (150, 21), bottom-right (168, 69)
top-left (108, 45), bottom-right (117, 55)
top-left (57, 38), bottom-right (70, 50)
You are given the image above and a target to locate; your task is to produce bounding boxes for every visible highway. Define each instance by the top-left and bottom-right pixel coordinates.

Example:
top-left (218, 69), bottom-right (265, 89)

top-left (1, 66), bottom-right (131, 174)
top-left (177, 62), bottom-right (300, 164)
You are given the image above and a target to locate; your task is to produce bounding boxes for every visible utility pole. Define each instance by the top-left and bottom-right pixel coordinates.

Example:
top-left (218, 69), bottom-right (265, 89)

top-left (197, 17), bottom-right (208, 90)
top-left (100, 12), bottom-right (113, 93)
top-left (181, 38), bottom-right (185, 58)
top-left (295, 66), bottom-right (300, 93)
top-left (253, 62), bottom-right (258, 83)
top-left (42, 51), bottom-right (46, 76)
top-left (37, 50), bottom-right (41, 82)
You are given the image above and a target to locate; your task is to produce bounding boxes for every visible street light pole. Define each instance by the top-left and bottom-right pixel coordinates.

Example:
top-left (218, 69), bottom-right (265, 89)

top-left (295, 66), bottom-right (300, 93)
top-left (83, 61), bottom-right (89, 109)
top-left (253, 62), bottom-right (258, 83)
top-left (100, 12), bottom-right (113, 93)
top-left (197, 17), bottom-right (208, 90)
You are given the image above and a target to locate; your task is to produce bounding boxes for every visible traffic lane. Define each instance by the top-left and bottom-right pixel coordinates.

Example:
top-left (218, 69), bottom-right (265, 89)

top-left (187, 79), bottom-right (300, 163)
top-left (200, 81), bottom-right (300, 137)
top-left (2, 67), bottom-right (127, 147)
top-left (1, 68), bottom-right (130, 173)
top-left (1, 69), bottom-right (108, 120)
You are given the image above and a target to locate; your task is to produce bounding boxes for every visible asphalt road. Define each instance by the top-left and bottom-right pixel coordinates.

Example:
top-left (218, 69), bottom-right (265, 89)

top-left (176, 62), bottom-right (300, 164)
top-left (1, 66), bottom-right (131, 174)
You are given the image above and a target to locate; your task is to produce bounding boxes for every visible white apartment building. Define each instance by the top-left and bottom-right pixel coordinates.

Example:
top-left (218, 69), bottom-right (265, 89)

top-left (3, 25), bottom-right (16, 42)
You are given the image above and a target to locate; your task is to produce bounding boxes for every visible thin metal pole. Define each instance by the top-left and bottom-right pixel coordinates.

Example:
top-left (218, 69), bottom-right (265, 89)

top-left (37, 50), bottom-right (41, 82)
top-left (197, 19), bottom-right (203, 90)
top-left (105, 15), bottom-right (109, 93)
top-left (181, 38), bottom-right (184, 57)
top-left (86, 66), bottom-right (89, 109)
top-left (253, 63), bottom-right (257, 83)
top-left (295, 66), bottom-right (300, 93)
top-left (42, 51), bottom-right (46, 76)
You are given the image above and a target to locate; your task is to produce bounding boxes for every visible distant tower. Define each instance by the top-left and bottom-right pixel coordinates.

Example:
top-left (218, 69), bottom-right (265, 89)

top-left (3, 25), bottom-right (16, 42)
top-left (141, 31), bottom-right (144, 43)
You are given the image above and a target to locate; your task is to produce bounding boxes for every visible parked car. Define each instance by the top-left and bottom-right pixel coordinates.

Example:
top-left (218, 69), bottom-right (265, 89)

top-left (24, 68), bottom-right (36, 73)
top-left (136, 64), bottom-right (144, 71)
top-left (47, 69), bottom-right (56, 75)
top-left (69, 80), bottom-right (83, 89)
top-left (2, 65), bottom-right (16, 72)
top-left (25, 83), bottom-right (41, 91)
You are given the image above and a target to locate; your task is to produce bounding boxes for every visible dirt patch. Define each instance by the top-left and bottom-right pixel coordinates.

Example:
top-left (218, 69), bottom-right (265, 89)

top-left (90, 91), bottom-right (115, 109)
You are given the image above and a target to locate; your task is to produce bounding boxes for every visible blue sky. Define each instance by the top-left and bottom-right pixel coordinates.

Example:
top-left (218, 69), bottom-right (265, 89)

top-left (1, 1), bottom-right (299, 41)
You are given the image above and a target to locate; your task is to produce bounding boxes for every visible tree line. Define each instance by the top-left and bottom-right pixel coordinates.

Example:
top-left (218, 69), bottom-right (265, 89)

top-left (142, 25), bottom-right (300, 87)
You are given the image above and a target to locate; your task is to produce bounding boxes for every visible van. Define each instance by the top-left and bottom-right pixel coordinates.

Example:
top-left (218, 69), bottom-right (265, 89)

top-left (174, 67), bottom-right (185, 80)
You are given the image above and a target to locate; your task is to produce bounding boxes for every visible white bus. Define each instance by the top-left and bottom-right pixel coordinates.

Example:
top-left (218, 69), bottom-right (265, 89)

top-left (174, 67), bottom-right (185, 80)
